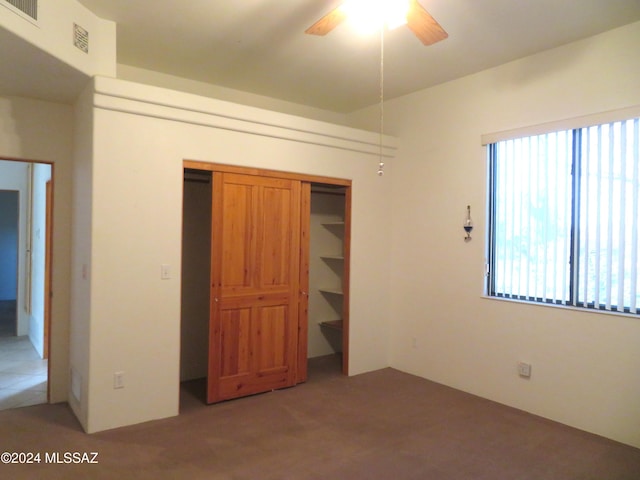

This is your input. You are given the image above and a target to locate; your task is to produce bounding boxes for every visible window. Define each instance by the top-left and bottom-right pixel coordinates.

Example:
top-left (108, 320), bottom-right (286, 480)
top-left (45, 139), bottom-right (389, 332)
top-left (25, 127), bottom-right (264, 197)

top-left (488, 117), bottom-right (640, 315)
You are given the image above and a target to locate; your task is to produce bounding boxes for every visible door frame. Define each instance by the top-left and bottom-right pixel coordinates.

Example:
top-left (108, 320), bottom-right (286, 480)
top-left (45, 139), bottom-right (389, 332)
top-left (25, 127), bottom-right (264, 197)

top-left (0, 157), bottom-right (54, 403)
top-left (43, 180), bottom-right (53, 360)
top-left (183, 160), bottom-right (352, 378)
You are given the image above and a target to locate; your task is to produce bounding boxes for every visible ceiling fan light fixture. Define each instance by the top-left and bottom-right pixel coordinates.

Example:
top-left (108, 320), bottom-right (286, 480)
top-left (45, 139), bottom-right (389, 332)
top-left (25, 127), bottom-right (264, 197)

top-left (340, 0), bottom-right (410, 34)
top-left (305, 0), bottom-right (447, 46)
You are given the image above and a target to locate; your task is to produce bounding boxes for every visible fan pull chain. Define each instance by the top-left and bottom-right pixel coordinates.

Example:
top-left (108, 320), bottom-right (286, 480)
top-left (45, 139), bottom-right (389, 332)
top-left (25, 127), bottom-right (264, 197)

top-left (377, 26), bottom-right (385, 176)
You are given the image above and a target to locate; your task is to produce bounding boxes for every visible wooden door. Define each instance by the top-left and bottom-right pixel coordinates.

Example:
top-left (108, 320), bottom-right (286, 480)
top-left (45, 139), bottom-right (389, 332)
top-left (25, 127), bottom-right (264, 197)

top-left (207, 172), bottom-right (302, 403)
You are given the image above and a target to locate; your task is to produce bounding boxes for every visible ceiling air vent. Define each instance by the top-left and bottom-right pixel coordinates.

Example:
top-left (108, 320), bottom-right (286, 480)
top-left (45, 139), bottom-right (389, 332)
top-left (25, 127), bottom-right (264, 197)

top-left (2, 0), bottom-right (38, 21)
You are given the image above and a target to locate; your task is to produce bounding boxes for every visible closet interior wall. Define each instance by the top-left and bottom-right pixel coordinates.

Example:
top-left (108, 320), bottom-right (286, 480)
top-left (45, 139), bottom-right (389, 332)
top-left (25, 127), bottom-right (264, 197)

top-left (180, 169), bottom-right (212, 382)
top-left (308, 185), bottom-right (347, 365)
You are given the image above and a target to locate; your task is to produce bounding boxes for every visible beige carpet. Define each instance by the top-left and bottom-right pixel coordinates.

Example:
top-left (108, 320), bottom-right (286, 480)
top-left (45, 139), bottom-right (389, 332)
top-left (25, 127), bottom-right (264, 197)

top-left (1, 354), bottom-right (639, 479)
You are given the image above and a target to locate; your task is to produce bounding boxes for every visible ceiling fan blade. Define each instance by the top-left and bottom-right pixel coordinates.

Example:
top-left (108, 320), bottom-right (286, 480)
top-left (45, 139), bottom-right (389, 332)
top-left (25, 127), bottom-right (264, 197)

top-left (406, 0), bottom-right (448, 46)
top-left (305, 8), bottom-right (347, 36)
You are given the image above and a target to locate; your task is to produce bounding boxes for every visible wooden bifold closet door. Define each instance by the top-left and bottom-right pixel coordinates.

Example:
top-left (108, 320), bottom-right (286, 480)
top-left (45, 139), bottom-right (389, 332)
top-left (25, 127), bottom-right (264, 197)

top-left (207, 172), bottom-right (302, 403)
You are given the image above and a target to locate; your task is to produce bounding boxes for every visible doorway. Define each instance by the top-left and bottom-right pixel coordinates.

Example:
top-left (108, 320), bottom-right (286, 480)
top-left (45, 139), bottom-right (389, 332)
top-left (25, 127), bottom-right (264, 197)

top-left (179, 168), bottom-right (211, 407)
top-left (0, 159), bottom-right (52, 411)
top-left (0, 190), bottom-right (19, 337)
top-left (180, 162), bottom-right (351, 405)
top-left (307, 183), bottom-right (349, 375)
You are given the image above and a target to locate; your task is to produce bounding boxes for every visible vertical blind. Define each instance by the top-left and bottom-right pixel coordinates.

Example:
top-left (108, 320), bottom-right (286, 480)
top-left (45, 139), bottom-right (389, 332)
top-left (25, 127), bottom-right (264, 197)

top-left (577, 119), bottom-right (640, 312)
top-left (489, 117), bottom-right (640, 314)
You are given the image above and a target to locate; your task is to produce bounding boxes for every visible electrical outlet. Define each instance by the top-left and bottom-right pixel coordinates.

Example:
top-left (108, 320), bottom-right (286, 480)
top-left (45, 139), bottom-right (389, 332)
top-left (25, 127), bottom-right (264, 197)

top-left (518, 362), bottom-right (532, 378)
top-left (114, 371), bottom-right (125, 389)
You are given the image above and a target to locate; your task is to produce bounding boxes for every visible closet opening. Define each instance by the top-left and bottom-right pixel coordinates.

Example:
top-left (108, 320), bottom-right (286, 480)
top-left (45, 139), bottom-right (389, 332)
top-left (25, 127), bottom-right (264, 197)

top-left (180, 163), bottom-right (351, 407)
top-left (306, 183), bottom-right (349, 378)
top-left (179, 168), bottom-right (212, 407)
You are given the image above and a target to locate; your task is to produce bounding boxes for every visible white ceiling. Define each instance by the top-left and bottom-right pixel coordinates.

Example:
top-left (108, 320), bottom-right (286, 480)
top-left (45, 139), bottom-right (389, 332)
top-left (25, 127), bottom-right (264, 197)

top-left (5, 1), bottom-right (640, 111)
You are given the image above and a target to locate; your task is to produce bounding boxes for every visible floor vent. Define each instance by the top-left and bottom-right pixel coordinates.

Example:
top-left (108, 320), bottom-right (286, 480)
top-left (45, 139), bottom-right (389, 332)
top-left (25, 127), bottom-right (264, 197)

top-left (2, 0), bottom-right (38, 21)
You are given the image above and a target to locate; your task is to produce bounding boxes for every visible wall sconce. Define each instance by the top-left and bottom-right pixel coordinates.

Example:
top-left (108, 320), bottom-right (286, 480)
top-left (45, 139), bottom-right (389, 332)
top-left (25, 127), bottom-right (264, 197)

top-left (464, 205), bottom-right (473, 241)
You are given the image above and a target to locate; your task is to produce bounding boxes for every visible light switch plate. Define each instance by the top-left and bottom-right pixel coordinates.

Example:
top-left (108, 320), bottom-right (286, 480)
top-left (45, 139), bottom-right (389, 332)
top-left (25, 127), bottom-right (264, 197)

top-left (161, 264), bottom-right (171, 280)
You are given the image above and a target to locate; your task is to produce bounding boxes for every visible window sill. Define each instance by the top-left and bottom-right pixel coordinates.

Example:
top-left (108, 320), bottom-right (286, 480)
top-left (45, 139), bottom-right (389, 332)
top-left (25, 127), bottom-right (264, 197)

top-left (481, 295), bottom-right (639, 320)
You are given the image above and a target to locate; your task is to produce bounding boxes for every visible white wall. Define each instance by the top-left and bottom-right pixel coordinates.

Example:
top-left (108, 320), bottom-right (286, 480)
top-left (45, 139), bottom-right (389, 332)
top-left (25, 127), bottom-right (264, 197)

top-left (68, 83), bottom-right (94, 428)
top-left (75, 76), bottom-right (396, 433)
top-left (348, 21), bottom-right (640, 448)
top-left (118, 65), bottom-right (350, 126)
top-left (0, 96), bottom-right (74, 403)
top-left (28, 163), bottom-right (52, 358)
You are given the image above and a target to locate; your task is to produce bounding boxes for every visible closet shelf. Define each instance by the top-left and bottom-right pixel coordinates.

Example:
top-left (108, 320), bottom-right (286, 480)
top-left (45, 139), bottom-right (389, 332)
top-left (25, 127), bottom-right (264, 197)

top-left (321, 255), bottom-right (344, 261)
top-left (322, 221), bottom-right (345, 227)
top-left (319, 288), bottom-right (343, 296)
top-left (319, 320), bottom-right (343, 331)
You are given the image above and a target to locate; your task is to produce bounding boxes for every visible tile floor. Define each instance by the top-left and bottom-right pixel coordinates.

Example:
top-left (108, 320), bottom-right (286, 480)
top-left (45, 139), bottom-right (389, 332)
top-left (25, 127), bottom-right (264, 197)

top-left (0, 336), bottom-right (47, 410)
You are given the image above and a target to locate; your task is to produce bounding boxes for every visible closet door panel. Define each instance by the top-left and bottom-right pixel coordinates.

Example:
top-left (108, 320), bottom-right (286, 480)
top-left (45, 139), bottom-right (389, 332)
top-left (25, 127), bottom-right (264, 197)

top-left (220, 181), bottom-right (256, 291)
top-left (208, 172), bottom-right (301, 403)
top-left (255, 304), bottom-right (288, 372)
top-left (219, 307), bottom-right (251, 377)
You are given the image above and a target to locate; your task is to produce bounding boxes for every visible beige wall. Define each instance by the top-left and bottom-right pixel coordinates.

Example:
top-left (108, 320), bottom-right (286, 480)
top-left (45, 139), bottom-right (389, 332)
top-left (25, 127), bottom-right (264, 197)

top-left (118, 65), bottom-right (350, 126)
top-left (348, 21), bottom-right (640, 448)
top-left (75, 76), bottom-right (396, 433)
top-left (68, 83), bottom-right (94, 428)
top-left (0, 96), bottom-right (74, 404)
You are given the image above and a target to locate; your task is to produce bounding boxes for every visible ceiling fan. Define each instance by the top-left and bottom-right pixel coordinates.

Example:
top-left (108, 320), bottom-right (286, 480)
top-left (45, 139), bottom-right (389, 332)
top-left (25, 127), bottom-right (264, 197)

top-left (305, 0), bottom-right (448, 46)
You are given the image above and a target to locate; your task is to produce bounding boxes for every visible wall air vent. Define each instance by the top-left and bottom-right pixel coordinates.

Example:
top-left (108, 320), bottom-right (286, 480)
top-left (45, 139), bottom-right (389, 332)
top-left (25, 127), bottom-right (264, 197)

top-left (2, 0), bottom-right (38, 21)
top-left (73, 23), bottom-right (88, 53)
